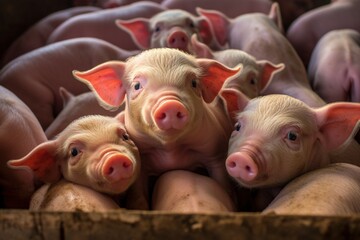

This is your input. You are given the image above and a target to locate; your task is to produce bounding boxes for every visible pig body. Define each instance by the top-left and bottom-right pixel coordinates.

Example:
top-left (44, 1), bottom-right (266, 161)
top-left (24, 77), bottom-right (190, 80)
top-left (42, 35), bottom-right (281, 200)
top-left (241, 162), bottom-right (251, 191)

top-left (116, 9), bottom-right (216, 53)
top-left (1, 6), bottom-right (100, 67)
top-left (308, 29), bottom-right (360, 103)
top-left (152, 170), bottom-right (235, 213)
top-left (198, 3), bottom-right (326, 107)
top-left (190, 35), bottom-right (284, 99)
top-left (8, 115), bottom-right (140, 203)
top-left (73, 48), bottom-right (241, 208)
top-left (30, 179), bottom-right (120, 211)
top-left (0, 37), bottom-right (135, 129)
top-left (220, 89), bottom-right (360, 189)
top-left (0, 86), bottom-right (47, 208)
top-left (287, 0), bottom-right (360, 67)
top-left (45, 88), bottom-right (124, 139)
top-left (263, 163), bottom-right (360, 215)
top-left (48, 1), bottom-right (165, 50)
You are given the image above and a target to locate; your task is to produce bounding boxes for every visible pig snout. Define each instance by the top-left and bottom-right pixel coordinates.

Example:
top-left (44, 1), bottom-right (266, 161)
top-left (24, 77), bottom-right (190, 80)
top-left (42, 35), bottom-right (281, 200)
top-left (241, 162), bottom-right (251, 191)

top-left (153, 99), bottom-right (189, 130)
top-left (167, 29), bottom-right (189, 51)
top-left (226, 152), bottom-right (260, 183)
top-left (102, 152), bottom-right (135, 182)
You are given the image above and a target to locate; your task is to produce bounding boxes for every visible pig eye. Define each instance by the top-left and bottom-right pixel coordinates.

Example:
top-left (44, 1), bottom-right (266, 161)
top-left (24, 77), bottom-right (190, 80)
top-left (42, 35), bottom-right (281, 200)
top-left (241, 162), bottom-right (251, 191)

top-left (154, 25), bottom-right (161, 32)
top-left (122, 133), bottom-right (130, 141)
top-left (134, 82), bottom-right (142, 90)
top-left (70, 147), bottom-right (80, 157)
top-left (250, 78), bottom-right (257, 85)
top-left (191, 79), bottom-right (197, 88)
top-left (287, 131), bottom-right (298, 141)
top-left (189, 22), bottom-right (195, 28)
top-left (234, 122), bottom-right (242, 132)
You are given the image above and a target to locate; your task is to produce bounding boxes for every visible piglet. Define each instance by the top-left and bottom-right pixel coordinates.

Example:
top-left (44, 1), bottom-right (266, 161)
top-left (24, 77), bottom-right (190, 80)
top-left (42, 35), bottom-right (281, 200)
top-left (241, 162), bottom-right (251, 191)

top-left (0, 86), bottom-right (47, 208)
top-left (198, 3), bottom-right (326, 107)
top-left (73, 48), bottom-right (241, 209)
top-left (308, 29), bottom-right (360, 103)
top-left (0, 37), bottom-right (135, 129)
top-left (220, 88), bottom-right (360, 189)
top-left (190, 34), bottom-right (284, 98)
top-left (115, 9), bottom-right (216, 53)
top-left (8, 115), bottom-right (140, 210)
top-left (263, 163), bottom-right (360, 215)
top-left (45, 87), bottom-right (124, 139)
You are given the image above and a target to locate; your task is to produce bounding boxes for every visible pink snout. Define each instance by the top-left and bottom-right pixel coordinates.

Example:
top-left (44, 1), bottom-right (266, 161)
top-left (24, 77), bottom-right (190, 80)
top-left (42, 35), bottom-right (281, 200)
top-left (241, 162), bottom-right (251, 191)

top-left (154, 100), bottom-right (189, 130)
top-left (167, 30), bottom-right (189, 51)
top-left (102, 153), bottom-right (134, 183)
top-left (226, 152), bottom-right (258, 183)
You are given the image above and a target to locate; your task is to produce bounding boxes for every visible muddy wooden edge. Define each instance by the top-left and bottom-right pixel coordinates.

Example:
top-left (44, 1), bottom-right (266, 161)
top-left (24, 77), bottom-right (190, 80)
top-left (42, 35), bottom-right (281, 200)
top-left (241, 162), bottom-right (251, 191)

top-left (1, 210), bottom-right (360, 239)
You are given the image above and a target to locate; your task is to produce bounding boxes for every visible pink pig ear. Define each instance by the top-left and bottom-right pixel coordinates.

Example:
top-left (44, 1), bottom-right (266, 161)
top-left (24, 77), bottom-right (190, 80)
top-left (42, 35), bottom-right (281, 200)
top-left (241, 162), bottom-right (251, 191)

top-left (268, 2), bottom-right (284, 33)
top-left (220, 88), bottom-right (249, 121)
top-left (190, 34), bottom-right (214, 58)
top-left (7, 141), bottom-right (61, 183)
top-left (257, 61), bottom-right (285, 92)
top-left (73, 61), bottom-right (126, 111)
top-left (115, 18), bottom-right (151, 50)
top-left (196, 17), bottom-right (214, 46)
top-left (197, 59), bottom-right (241, 103)
top-left (316, 102), bottom-right (360, 150)
top-left (196, 8), bottom-right (230, 47)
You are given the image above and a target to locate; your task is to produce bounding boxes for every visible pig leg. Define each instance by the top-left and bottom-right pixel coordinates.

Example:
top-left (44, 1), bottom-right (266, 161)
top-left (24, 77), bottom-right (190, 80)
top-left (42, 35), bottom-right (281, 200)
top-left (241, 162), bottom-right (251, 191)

top-left (152, 170), bottom-right (235, 213)
top-left (31, 179), bottom-right (120, 211)
top-left (263, 163), bottom-right (360, 215)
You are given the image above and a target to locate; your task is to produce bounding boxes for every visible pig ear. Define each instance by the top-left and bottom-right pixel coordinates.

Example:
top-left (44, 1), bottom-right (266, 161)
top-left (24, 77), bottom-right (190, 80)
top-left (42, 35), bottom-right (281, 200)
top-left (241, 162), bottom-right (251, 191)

top-left (59, 87), bottom-right (74, 107)
top-left (190, 34), bottom-right (214, 58)
top-left (220, 88), bottom-right (249, 121)
top-left (316, 102), bottom-right (360, 150)
top-left (197, 59), bottom-right (241, 103)
top-left (257, 61), bottom-right (285, 92)
top-left (73, 61), bottom-right (126, 111)
top-left (115, 18), bottom-right (151, 50)
top-left (196, 17), bottom-right (214, 46)
top-left (268, 2), bottom-right (284, 33)
top-left (7, 141), bottom-right (61, 183)
top-left (196, 7), bottom-right (230, 47)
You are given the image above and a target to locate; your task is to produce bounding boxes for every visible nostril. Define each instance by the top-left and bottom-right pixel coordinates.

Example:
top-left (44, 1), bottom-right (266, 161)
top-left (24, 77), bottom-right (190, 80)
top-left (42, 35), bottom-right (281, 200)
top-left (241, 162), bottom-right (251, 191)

top-left (177, 111), bottom-right (185, 119)
top-left (227, 160), bottom-right (236, 168)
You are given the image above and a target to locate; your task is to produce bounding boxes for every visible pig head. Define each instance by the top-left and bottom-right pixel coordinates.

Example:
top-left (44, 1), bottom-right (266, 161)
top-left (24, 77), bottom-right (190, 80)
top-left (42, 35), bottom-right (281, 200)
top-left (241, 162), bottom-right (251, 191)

top-left (115, 9), bottom-right (216, 52)
top-left (73, 48), bottom-right (240, 204)
top-left (221, 88), bottom-right (360, 188)
top-left (8, 115), bottom-right (140, 195)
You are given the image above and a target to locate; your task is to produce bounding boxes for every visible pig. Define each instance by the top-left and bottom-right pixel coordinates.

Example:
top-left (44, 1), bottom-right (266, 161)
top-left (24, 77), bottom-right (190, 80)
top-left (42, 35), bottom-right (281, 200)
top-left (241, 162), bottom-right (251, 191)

top-left (0, 6), bottom-right (100, 67)
top-left (190, 34), bottom-right (284, 99)
top-left (45, 87), bottom-right (125, 139)
top-left (152, 170), bottom-right (235, 213)
top-left (47, 1), bottom-right (166, 51)
top-left (263, 163), bottom-right (360, 215)
top-left (308, 29), bottom-right (360, 103)
top-left (286, 0), bottom-right (360, 67)
top-left (0, 86), bottom-right (47, 209)
top-left (220, 88), bottom-right (360, 189)
top-left (73, 48), bottom-right (241, 209)
top-left (198, 3), bottom-right (326, 107)
top-left (29, 180), bottom-right (120, 211)
top-left (8, 115), bottom-right (141, 209)
top-left (115, 9), bottom-right (216, 53)
top-left (161, 0), bottom-right (272, 19)
top-left (0, 37), bottom-right (136, 130)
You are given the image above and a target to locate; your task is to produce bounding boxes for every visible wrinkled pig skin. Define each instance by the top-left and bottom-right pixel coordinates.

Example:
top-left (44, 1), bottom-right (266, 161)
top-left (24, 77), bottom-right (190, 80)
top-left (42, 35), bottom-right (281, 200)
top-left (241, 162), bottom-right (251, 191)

top-left (73, 48), bottom-right (241, 209)
top-left (220, 88), bottom-right (360, 189)
top-left (263, 163), bottom-right (360, 215)
top-left (30, 179), bottom-right (120, 211)
top-left (48, 1), bottom-right (165, 51)
top-left (116, 9), bottom-right (216, 52)
top-left (287, 0), bottom-right (360, 67)
top-left (161, 0), bottom-right (272, 20)
top-left (8, 115), bottom-right (140, 203)
top-left (198, 3), bottom-right (326, 107)
top-left (0, 37), bottom-right (136, 130)
top-left (152, 170), bottom-right (235, 213)
top-left (45, 87), bottom-right (125, 139)
top-left (0, 86), bottom-right (47, 209)
top-left (1, 6), bottom-right (100, 67)
top-left (190, 34), bottom-right (284, 99)
top-left (308, 29), bottom-right (360, 103)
